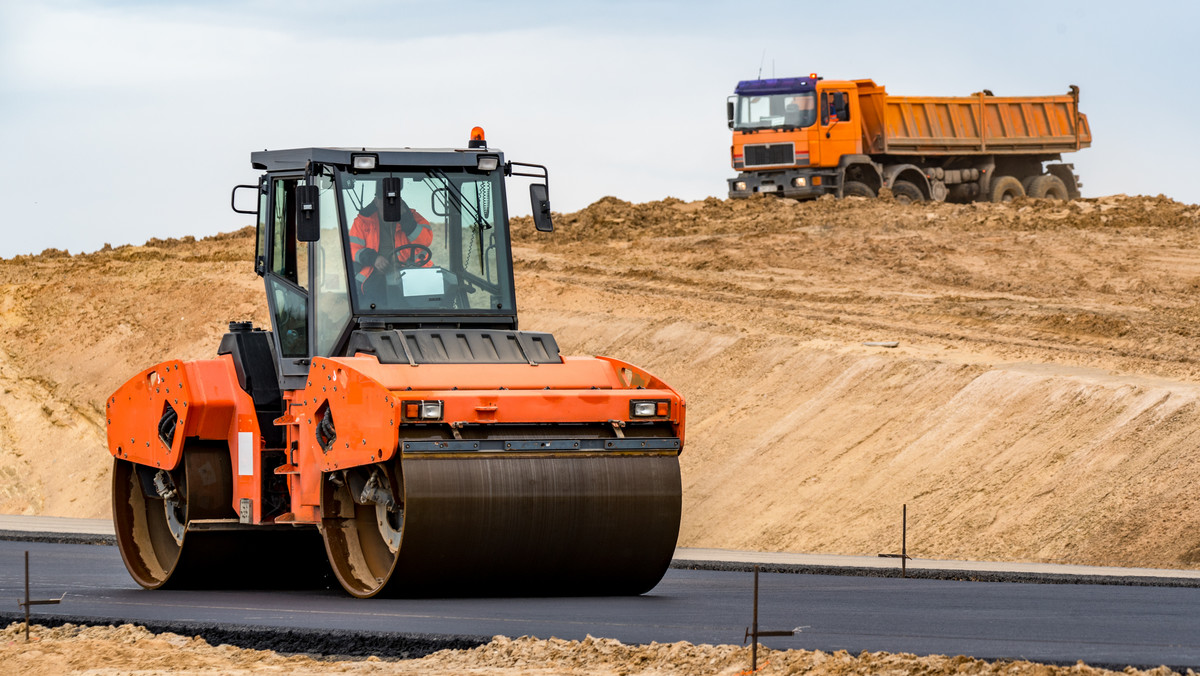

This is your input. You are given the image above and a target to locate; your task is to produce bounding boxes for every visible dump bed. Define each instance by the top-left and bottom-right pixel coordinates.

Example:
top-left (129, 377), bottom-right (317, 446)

top-left (855, 80), bottom-right (1091, 156)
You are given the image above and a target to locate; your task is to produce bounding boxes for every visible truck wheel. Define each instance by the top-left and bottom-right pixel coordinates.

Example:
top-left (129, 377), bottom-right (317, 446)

top-left (842, 181), bottom-right (876, 198)
top-left (989, 176), bottom-right (1024, 203)
top-left (1021, 175), bottom-right (1039, 195)
top-left (1028, 174), bottom-right (1069, 200)
top-left (891, 180), bottom-right (923, 204)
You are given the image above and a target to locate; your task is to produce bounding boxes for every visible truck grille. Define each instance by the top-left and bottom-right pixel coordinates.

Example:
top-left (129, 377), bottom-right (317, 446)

top-left (743, 143), bottom-right (795, 167)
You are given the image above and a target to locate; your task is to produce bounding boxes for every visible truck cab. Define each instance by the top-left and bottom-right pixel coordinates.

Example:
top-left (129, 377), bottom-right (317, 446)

top-left (727, 74), bottom-right (866, 199)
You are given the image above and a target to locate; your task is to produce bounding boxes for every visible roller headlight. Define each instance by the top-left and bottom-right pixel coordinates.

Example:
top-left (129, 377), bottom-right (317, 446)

top-left (403, 400), bottom-right (444, 421)
top-left (630, 399), bottom-right (670, 418)
top-left (351, 154), bottom-right (377, 170)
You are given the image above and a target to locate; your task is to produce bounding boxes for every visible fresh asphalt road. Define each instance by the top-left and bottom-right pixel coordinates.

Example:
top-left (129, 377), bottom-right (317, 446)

top-left (2, 539), bottom-right (1199, 669)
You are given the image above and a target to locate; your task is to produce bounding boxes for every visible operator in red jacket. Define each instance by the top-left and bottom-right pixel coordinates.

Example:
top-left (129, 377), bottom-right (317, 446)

top-left (348, 195), bottom-right (433, 296)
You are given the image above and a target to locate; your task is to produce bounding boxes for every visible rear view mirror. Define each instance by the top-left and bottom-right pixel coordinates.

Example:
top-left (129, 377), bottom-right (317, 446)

top-left (530, 184), bottom-right (553, 232)
top-left (381, 177), bottom-right (405, 222)
top-left (726, 98), bottom-right (735, 130)
top-left (231, 184), bottom-right (259, 214)
top-left (296, 184), bottom-right (320, 241)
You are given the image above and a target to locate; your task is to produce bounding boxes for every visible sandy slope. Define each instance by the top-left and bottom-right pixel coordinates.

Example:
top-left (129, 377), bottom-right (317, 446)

top-left (1, 194), bottom-right (1199, 569)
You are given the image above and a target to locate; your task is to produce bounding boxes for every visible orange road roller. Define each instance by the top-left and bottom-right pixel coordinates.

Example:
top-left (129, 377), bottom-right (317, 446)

top-left (106, 132), bottom-right (685, 597)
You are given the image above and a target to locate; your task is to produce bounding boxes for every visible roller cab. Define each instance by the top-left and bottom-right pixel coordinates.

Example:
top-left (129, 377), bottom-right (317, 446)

top-left (106, 134), bottom-right (685, 597)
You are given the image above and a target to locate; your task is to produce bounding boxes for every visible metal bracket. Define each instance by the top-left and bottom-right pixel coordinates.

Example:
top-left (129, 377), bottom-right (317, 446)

top-left (17, 551), bottom-right (62, 642)
top-left (609, 420), bottom-right (626, 439)
top-left (877, 504), bottom-right (911, 577)
top-left (743, 565), bottom-right (795, 672)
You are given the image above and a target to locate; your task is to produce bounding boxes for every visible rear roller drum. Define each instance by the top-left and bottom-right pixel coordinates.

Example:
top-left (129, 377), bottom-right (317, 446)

top-left (112, 444), bottom-right (231, 589)
top-left (113, 444), bottom-right (333, 589)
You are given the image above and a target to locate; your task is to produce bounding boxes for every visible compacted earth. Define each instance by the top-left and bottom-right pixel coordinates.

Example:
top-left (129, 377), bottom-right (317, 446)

top-left (2, 192), bottom-right (1199, 672)
top-left (1, 623), bottom-right (1190, 675)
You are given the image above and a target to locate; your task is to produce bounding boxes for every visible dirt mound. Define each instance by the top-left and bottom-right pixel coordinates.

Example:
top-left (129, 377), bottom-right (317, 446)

top-left (3, 194), bottom-right (1200, 569)
top-left (0, 623), bottom-right (1183, 675)
top-left (514, 192), bottom-right (1200, 243)
top-left (0, 231), bottom-right (262, 516)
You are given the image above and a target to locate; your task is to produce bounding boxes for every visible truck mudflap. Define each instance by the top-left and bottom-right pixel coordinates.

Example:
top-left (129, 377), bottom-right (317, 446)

top-left (320, 449), bottom-right (682, 597)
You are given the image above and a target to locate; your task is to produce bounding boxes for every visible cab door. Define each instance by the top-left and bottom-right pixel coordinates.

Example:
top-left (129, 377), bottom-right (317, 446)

top-left (816, 88), bottom-right (862, 167)
top-left (262, 175), bottom-right (311, 389)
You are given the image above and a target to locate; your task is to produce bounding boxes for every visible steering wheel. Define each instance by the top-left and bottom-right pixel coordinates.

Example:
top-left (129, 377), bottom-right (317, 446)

top-left (390, 243), bottom-right (433, 269)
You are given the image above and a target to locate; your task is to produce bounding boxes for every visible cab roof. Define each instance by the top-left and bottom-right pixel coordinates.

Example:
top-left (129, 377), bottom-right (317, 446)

top-left (734, 76), bottom-right (818, 96)
top-left (250, 146), bottom-right (502, 172)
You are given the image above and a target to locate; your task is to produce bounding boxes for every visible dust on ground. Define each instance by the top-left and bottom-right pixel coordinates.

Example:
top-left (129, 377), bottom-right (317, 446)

top-left (1, 623), bottom-right (1188, 675)
top-left (3, 194), bottom-right (1200, 569)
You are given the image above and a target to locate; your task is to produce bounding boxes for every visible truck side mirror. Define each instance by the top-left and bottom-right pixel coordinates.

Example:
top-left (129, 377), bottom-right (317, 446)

top-left (530, 184), bottom-right (553, 232)
top-left (296, 184), bottom-right (320, 241)
top-left (726, 98), bottom-right (735, 130)
top-left (381, 177), bottom-right (405, 222)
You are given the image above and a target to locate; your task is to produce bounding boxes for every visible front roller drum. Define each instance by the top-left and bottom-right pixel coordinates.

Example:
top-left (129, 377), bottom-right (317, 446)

top-left (112, 444), bottom-right (329, 589)
top-left (321, 453), bottom-right (682, 598)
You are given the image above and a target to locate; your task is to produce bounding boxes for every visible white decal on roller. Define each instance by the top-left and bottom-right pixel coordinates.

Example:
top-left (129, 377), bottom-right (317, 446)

top-left (238, 431), bottom-right (253, 476)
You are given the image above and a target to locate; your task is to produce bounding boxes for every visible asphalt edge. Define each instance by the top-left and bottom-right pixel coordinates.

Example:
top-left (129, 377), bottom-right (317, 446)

top-left (0, 531), bottom-right (115, 546)
top-left (0, 611), bottom-right (1192, 672)
top-left (7, 530), bottom-right (1199, 589)
top-left (669, 559), bottom-right (1200, 588)
top-left (0, 612), bottom-right (490, 658)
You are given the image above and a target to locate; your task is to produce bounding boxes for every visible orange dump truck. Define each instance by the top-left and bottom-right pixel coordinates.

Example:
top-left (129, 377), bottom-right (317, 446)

top-left (727, 75), bottom-right (1091, 203)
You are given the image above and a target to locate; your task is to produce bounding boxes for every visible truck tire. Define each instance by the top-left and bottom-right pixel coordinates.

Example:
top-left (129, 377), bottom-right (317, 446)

top-left (843, 181), bottom-right (876, 198)
top-left (989, 175), bottom-right (1024, 203)
top-left (1027, 174), bottom-right (1069, 200)
top-left (891, 180), bottom-right (923, 204)
top-left (1021, 175), bottom-right (1039, 195)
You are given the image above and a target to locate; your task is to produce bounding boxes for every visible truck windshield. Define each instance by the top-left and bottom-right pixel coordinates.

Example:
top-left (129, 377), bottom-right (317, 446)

top-left (734, 92), bottom-right (817, 130)
top-left (338, 168), bottom-right (514, 315)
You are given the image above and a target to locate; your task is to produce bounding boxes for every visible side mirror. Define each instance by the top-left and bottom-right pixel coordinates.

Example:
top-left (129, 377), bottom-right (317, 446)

top-left (296, 184), bottom-right (320, 241)
top-left (530, 184), bottom-right (553, 232)
top-left (381, 176), bottom-right (405, 222)
top-left (230, 184), bottom-right (259, 214)
top-left (726, 98), bottom-right (735, 130)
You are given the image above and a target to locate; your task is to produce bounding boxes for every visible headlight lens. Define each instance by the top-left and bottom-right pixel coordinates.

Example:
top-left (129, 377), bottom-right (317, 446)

top-left (734, 181), bottom-right (747, 191)
top-left (793, 177), bottom-right (807, 187)
top-left (403, 400), bottom-right (444, 421)
top-left (630, 400), bottom-right (670, 418)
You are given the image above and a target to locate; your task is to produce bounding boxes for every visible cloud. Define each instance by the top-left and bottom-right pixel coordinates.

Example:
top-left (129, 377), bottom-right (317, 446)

top-left (3, 4), bottom-right (283, 91)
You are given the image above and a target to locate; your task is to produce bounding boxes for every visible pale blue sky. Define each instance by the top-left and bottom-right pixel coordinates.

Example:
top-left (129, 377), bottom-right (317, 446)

top-left (1, 1), bottom-right (1197, 258)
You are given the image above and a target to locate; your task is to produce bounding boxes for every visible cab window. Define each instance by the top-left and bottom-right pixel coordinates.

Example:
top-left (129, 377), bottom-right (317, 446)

top-left (821, 91), bottom-right (850, 125)
top-left (270, 178), bottom-right (307, 289)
